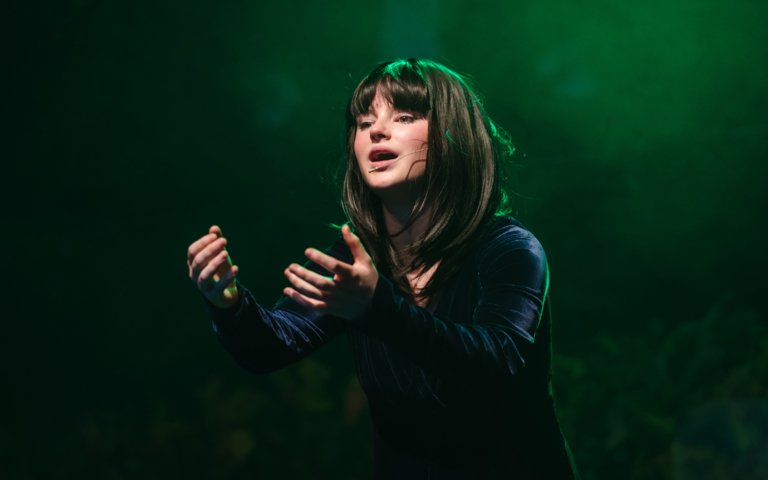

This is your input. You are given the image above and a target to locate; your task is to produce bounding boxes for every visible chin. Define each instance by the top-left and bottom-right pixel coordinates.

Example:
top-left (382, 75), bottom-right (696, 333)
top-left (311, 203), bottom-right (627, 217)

top-left (365, 176), bottom-right (425, 199)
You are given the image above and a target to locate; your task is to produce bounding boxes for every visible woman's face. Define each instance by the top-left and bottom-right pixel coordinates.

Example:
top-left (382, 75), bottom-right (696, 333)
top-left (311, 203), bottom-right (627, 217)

top-left (353, 90), bottom-right (429, 203)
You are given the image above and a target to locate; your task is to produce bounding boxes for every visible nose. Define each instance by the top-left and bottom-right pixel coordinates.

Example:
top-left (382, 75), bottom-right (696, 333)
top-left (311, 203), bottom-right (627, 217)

top-left (369, 118), bottom-right (389, 141)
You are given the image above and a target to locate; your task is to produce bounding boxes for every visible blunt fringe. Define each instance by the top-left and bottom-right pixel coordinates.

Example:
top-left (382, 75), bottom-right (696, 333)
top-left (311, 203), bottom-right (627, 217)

top-left (342, 58), bottom-right (515, 300)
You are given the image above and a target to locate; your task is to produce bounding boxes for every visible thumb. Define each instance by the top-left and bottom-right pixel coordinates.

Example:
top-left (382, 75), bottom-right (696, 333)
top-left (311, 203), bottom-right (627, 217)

top-left (342, 225), bottom-right (368, 263)
top-left (209, 225), bottom-right (223, 238)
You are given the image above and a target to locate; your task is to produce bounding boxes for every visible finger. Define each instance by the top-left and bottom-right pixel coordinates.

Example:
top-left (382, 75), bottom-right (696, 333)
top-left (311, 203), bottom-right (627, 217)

top-left (187, 233), bottom-right (220, 263)
top-left (305, 248), bottom-right (353, 277)
top-left (287, 263), bottom-right (336, 291)
top-left (284, 268), bottom-right (325, 300)
top-left (189, 237), bottom-right (228, 278)
top-left (341, 225), bottom-right (370, 264)
top-left (209, 225), bottom-right (223, 237)
top-left (210, 265), bottom-right (239, 295)
top-left (283, 287), bottom-right (327, 310)
top-left (198, 250), bottom-right (231, 290)
top-left (213, 247), bottom-right (234, 278)
top-left (213, 249), bottom-right (235, 283)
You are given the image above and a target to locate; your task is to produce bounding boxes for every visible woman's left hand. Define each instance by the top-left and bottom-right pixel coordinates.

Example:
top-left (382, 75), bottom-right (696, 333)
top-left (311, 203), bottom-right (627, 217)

top-left (283, 225), bottom-right (378, 320)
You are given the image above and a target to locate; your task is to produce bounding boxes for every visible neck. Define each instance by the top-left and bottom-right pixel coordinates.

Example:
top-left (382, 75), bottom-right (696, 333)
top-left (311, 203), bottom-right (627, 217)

top-left (381, 201), bottom-right (432, 254)
top-left (381, 200), bottom-right (441, 304)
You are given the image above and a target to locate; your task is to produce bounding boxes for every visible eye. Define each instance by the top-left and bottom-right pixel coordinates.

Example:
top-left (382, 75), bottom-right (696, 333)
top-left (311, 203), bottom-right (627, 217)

top-left (396, 114), bottom-right (415, 124)
top-left (357, 119), bottom-right (373, 130)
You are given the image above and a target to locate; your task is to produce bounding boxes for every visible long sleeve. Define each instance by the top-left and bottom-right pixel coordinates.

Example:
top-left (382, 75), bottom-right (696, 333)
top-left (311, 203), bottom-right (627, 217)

top-left (353, 220), bottom-right (549, 383)
top-left (206, 240), bottom-right (351, 374)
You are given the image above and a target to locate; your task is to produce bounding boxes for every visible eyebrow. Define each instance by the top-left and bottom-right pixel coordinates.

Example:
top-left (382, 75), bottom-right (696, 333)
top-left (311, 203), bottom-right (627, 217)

top-left (362, 102), bottom-right (418, 116)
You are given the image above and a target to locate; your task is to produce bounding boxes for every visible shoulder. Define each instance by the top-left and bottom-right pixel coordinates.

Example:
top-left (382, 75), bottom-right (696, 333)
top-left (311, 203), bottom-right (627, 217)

top-left (474, 215), bottom-right (549, 283)
top-left (477, 215), bottom-right (547, 261)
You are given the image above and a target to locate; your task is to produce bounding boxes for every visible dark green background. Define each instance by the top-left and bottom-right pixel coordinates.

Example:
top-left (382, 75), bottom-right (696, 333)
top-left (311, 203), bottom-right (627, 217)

top-left (6, 0), bottom-right (767, 478)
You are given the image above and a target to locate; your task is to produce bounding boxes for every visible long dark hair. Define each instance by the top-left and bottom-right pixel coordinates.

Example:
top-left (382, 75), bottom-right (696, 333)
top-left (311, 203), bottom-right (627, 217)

top-left (342, 58), bottom-right (514, 300)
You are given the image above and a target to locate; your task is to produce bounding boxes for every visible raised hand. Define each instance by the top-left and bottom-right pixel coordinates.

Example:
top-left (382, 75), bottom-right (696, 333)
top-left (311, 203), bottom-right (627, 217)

top-left (187, 225), bottom-right (240, 309)
top-left (283, 225), bottom-right (378, 320)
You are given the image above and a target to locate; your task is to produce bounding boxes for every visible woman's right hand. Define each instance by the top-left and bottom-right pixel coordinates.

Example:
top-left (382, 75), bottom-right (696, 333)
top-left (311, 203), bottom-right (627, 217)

top-left (187, 225), bottom-right (240, 309)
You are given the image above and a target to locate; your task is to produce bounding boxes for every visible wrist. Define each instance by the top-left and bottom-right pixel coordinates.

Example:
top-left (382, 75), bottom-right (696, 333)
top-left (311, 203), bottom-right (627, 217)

top-left (209, 288), bottom-right (240, 310)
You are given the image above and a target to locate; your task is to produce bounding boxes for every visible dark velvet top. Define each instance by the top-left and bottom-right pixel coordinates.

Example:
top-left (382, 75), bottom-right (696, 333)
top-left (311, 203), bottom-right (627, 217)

top-left (206, 216), bottom-right (579, 479)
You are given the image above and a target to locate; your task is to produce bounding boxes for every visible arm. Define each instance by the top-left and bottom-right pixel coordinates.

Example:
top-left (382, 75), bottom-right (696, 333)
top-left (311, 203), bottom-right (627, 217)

top-left (205, 285), bottom-right (347, 374)
top-left (364, 224), bottom-right (548, 381)
top-left (285, 222), bottom-right (549, 382)
top-left (201, 237), bottom-right (351, 374)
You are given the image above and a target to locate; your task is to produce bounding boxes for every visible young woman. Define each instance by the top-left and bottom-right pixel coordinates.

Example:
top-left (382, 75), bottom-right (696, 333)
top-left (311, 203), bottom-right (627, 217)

top-left (187, 58), bottom-right (579, 479)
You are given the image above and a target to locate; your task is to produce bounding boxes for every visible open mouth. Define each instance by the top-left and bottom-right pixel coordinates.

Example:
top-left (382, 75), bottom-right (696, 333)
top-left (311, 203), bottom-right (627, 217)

top-left (370, 150), bottom-right (398, 162)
